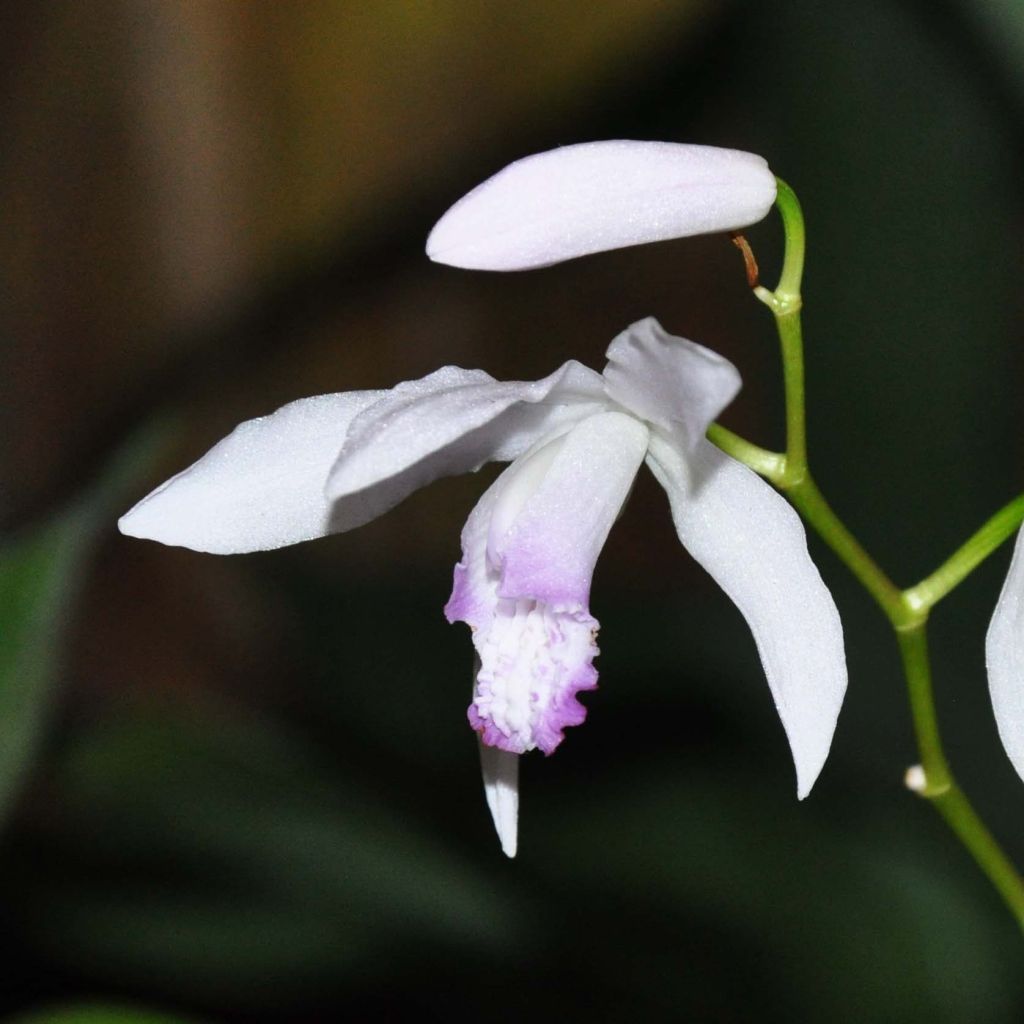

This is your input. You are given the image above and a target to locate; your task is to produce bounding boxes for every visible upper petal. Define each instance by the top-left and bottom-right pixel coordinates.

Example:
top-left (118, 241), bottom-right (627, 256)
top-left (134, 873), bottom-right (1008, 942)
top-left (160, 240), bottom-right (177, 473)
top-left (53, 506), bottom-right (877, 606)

top-left (986, 525), bottom-right (1024, 782)
top-left (426, 141), bottom-right (777, 271)
top-left (647, 433), bottom-right (847, 798)
top-left (325, 360), bottom-right (608, 531)
top-left (602, 317), bottom-right (741, 449)
top-left (118, 390), bottom-right (384, 553)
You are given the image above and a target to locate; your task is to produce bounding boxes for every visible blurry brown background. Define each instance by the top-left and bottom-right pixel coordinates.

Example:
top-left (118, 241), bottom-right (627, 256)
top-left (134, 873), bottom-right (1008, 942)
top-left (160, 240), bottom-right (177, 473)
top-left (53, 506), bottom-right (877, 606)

top-left (2, 2), bottom-right (1024, 1022)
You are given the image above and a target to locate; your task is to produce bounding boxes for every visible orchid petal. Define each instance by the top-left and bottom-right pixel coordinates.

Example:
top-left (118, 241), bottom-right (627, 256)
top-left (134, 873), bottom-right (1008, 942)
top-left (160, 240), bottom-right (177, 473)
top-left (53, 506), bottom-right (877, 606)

top-left (325, 361), bottom-right (607, 531)
top-left (118, 391), bottom-right (384, 553)
top-left (602, 316), bottom-right (741, 449)
top-left (426, 141), bottom-right (777, 271)
top-left (447, 412), bottom-right (648, 758)
top-left (491, 411), bottom-right (649, 607)
top-left (479, 740), bottom-right (519, 858)
top-left (986, 525), bottom-right (1024, 781)
top-left (647, 433), bottom-right (847, 798)
top-left (444, 468), bottom-right (502, 635)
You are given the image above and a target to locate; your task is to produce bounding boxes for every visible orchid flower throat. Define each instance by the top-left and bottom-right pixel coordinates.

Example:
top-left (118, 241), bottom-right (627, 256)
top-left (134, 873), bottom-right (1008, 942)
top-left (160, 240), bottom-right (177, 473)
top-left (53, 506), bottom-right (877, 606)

top-left (447, 413), bottom-right (647, 756)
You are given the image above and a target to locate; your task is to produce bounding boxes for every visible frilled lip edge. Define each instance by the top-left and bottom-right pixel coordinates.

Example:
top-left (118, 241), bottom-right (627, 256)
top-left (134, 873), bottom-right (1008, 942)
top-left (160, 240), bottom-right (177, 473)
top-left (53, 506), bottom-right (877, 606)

top-left (443, 410), bottom-right (650, 759)
top-left (451, 594), bottom-right (601, 756)
top-left (466, 602), bottom-right (598, 757)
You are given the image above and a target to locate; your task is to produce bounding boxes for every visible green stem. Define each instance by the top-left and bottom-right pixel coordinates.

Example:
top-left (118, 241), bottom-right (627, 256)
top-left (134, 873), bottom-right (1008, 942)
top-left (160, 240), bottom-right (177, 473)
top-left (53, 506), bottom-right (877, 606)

top-left (754, 179), bottom-right (808, 483)
top-left (705, 424), bottom-right (786, 480)
top-left (897, 624), bottom-right (951, 791)
top-left (899, 624), bottom-right (1024, 931)
top-left (931, 785), bottom-right (1024, 931)
top-left (773, 178), bottom-right (806, 302)
top-left (777, 311), bottom-right (808, 483)
top-left (904, 493), bottom-right (1024, 614)
top-left (783, 474), bottom-right (907, 624)
top-left (715, 178), bottom-right (1024, 932)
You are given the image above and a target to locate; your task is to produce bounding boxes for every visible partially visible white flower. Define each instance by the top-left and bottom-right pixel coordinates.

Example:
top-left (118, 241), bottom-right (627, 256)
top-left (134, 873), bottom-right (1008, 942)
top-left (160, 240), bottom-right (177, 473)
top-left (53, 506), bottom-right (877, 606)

top-left (987, 526), bottom-right (1024, 779)
top-left (426, 141), bottom-right (777, 271)
top-left (119, 318), bottom-right (846, 857)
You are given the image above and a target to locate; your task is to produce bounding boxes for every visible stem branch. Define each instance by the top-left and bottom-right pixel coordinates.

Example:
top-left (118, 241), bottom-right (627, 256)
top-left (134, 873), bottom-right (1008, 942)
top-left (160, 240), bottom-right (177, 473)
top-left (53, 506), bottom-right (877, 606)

top-left (705, 424), bottom-right (786, 481)
top-left (723, 178), bottom-right (1024, 931)
top-left (905, 494), bottom-right (1024, 614)
top-left (783, 473), bottom-right (907, 624)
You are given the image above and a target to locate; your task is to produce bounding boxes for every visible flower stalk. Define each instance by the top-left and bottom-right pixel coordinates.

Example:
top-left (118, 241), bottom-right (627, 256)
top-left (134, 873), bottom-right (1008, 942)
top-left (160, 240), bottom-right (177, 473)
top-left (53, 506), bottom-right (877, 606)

top-left (714, 177), bottom-right (1024, 932)
top-left (904, 494), bottom-right (1024, 614)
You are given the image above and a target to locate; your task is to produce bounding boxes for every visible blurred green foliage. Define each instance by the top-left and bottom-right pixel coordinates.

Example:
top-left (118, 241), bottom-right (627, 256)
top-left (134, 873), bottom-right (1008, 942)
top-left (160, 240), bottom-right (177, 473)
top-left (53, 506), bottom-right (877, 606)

top-left (8, 1006), bottom-right (199, 1024)
top-left (0, 423), bottom-right (175, 825)
top-left (0, 519), bottom-right (81, 823)
top-left (24, 703), bottom-right (525, 1003)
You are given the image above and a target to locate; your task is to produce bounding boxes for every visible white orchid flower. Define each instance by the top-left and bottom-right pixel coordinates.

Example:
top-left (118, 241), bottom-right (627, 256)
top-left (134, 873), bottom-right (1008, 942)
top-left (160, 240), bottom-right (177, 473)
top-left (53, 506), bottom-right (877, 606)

top-left (987, 526), bottom-right (1024, 780)
top-left (426, 140), bottom-right (777, 271)
top-left (119, 317), bottom-right (847, 858)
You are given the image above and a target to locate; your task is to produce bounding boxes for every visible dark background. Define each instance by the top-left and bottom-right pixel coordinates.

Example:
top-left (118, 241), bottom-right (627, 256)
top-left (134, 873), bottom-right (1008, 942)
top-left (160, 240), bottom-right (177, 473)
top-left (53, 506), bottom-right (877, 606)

top-left (2, 2), bottom-right (1023, 1021)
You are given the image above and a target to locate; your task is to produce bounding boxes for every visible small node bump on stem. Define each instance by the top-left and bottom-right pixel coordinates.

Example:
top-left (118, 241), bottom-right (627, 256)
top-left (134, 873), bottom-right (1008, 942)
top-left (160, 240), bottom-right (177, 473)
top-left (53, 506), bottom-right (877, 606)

top-left (905, 764), bottom-right (927, 793)
top-left (903, 763), bottom-right (951, 798)
top-left (730, 233), bottom-right (760, 288)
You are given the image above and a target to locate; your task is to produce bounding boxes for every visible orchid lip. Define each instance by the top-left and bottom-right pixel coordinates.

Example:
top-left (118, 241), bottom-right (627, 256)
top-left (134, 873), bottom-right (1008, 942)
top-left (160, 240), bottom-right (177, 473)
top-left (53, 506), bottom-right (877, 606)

top-left (467, 598), bottom-right (600, 756)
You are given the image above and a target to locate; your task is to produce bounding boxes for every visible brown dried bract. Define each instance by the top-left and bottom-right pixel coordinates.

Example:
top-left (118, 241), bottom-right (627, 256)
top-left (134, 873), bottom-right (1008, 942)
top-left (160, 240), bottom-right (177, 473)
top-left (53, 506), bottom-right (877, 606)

top-left (730, 233), bottom-right (760, 288)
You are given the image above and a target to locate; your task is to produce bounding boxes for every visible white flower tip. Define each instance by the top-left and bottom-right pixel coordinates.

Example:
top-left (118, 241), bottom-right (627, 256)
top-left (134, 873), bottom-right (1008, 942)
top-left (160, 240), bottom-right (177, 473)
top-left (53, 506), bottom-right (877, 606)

top-left (118, 488), bottom-right (194, 548)
top-left (479, 742), bottom-right (519, 858)
top-left (116, 392), bottom-right (390, 555)
top-left (794, 757), bottom-right (823, 800)
top-left (426, 140), bottom-right (777, 271)
top-left (116, 479), bottom-right (262, 555)
top-left (792, 726), bottom-right (835, 801)
top-left (986, 525), bottom-right (1024, 784)
top-left (499, 824), bottom-right (517, 859)
top-left (117, 507), bottom-right (143, 538)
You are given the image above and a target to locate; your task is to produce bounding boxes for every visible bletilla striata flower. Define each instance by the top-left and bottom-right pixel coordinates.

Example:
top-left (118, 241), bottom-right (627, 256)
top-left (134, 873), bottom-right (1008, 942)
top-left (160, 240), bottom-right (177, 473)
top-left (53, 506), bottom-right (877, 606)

top-left (120, 140), bottom-right (843, 857)
top-left (987, 526), bottom-right (1024, 782)
top-left (120, 318), bottom-right (847, 858)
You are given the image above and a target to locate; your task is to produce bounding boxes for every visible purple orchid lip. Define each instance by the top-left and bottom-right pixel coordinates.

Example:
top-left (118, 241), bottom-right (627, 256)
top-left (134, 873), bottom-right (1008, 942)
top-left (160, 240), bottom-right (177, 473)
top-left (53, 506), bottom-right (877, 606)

top-left (445, 412), bottom-right (648, 759)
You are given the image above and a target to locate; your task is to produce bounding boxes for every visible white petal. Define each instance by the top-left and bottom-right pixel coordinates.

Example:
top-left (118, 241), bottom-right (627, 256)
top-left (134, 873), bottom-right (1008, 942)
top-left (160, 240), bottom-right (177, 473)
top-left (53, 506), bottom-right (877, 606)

top-left (602, 317), bottom-right (741, 448)
top-left (479, 740), bottom-right (519, 858)
top-left (118, 391), bottom-right (384, 553)
top-left (647, 433), bottom-right (847, 797)
top-left (986, 525), bottom-right (1024, 781)
top-left (426, 141), bottom-right (777, 271)
top-left (490, 411), bottom-right (650, 606)
top-left (444, 470), bottom-right (503, 634)
top-left (325, 361), bottom-right (607, 530)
